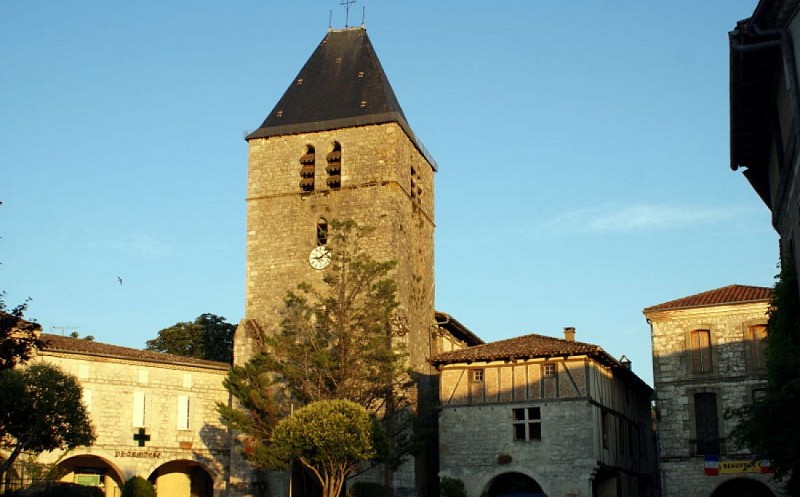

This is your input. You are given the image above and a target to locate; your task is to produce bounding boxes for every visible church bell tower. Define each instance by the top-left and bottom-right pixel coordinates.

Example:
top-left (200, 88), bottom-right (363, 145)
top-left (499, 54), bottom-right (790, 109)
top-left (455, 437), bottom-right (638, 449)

top-left (235, 27), bottom-right (438, 491)
top-left (237, 27), bottom-right (436, 376)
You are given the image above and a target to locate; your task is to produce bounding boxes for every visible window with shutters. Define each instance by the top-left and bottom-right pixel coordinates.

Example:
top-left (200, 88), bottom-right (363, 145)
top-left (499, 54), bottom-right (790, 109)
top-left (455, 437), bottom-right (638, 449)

top-left (689, 329), bottom-right (713, 373)
top-left (132, 392), bottom-right (147, 428)
top-left (300, 145), bottom-right (315, 192)
top-left (512, 407), bottom-right (541, 441)
top-left (82, 389), bottom-right (93, 413)
top-left (693, 392), bottom-right (720, 455)
top-left (748, 324), bottom-right (768, 370)
top-left (177, 395), bottom-right (191, 431)
top-left (326, 142), bottom-right (341, 189)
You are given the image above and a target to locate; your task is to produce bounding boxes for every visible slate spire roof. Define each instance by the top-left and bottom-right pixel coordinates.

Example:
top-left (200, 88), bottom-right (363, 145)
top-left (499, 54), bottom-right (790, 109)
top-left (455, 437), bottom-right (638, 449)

top-left (643, 284), bottom-right (772, 313)
top-left (246, 27), bottom-right (436, 168)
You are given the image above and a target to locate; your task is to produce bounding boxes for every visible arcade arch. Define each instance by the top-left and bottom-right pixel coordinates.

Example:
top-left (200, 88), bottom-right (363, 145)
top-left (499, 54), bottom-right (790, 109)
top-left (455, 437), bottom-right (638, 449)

top-left (711, 477), bottom-right (775, 497)
top-left (54, 454), bottom-right (124, 497)
top-left (484, 471), bottom-right (546, 497)
top-left (148, 459), bottom-right (214, 497)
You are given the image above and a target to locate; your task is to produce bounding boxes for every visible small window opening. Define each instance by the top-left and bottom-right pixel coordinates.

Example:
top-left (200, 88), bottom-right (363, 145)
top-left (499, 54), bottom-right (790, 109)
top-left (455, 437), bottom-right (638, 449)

top-left (357, 71), bottom-right (365, 78)
top-left (471, 369), bottom-right (484, 382)
top-left (316, 218), bottom-right (328, 246)
top-left (299, 145), bottom-right (315, 192)
top-left (543, 363), bottom-right (556, 376)
top-left (512, 407), bottom-right (541, 441)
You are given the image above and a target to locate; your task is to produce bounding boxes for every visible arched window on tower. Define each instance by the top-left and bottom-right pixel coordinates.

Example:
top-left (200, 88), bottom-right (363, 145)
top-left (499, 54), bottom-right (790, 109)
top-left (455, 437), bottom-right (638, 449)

top-left (326, 141), bottom-right (342, 189)
top-left (300, 145), bottom-right (315, 192)
top-left (316, 218), bottom-right (328, 246)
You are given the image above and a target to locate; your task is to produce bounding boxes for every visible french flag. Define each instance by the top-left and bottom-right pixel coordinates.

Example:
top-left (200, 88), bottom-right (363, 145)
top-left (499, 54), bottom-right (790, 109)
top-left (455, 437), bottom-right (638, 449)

top-left (760, 460), bottom-right (773, 474)
top-left (704, 455), bottom-right (720, 476)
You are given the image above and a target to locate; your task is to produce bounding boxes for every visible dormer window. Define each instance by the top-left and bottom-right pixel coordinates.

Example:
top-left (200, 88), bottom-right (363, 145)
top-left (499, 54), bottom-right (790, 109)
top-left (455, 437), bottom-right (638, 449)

top-left (300, 145), bottom-right (315, 192)
top-left (326, 142), bottom-right (342, 189)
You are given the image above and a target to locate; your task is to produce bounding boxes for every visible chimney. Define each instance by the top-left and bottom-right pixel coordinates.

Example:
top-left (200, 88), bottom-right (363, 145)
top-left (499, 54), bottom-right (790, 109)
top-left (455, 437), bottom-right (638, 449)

top-left (563, 327), bottom-right (575, 342)
top-left (620, 355), bottom-right (632, 369)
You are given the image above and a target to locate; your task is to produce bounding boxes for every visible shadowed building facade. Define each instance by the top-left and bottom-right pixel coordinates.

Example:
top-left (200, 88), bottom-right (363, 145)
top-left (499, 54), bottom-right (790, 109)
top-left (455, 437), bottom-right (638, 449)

top-left (644, 285), bottom-right (778, 497)
top-left (432, 328), bottom-right (657, 497)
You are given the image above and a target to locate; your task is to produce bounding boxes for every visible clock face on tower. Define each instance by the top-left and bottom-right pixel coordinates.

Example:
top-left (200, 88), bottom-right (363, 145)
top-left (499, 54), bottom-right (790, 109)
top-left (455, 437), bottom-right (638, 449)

top-left (308, 245), bottom-right (331, 270)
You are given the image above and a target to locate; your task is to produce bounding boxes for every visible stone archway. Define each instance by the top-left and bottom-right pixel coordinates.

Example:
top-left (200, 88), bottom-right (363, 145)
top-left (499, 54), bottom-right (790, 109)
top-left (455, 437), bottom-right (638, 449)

top-left (54, 454), bottom-right (125, 497)
top-left (149, 460), bottom-right (214, 497)
top-left (711, 477), bottom-right (775, 497)
top-left (486, 471), bottom-right (546, 497)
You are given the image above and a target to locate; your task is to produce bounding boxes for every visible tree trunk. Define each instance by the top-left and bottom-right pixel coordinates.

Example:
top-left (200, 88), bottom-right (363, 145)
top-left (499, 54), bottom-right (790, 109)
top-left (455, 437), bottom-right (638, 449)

top-left (0, 443), bottom-right (24, 492)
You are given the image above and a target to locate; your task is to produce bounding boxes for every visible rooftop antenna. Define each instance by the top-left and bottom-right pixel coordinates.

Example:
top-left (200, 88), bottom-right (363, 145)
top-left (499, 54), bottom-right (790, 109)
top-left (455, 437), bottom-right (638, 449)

top-left (361, 5), bottom-right (365, 26)
top-left (328, 10), bottom-right (333, 29)
top-left (341, 0), bottom-right (356, 28)
top-left (52, 325), bottom-right (79, 337)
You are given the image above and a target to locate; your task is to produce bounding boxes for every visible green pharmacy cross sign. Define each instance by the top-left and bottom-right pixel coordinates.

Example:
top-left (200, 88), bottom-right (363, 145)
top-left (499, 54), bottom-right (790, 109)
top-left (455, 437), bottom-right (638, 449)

top-left (133, 428), bottom-right (151, 447)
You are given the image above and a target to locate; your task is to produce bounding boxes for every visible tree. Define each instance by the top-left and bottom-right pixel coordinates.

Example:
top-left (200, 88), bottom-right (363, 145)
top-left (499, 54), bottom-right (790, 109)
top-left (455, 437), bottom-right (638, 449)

top-left (146, 313), bottom-right (235, 363)
top-left (120, 476), bottom-right (155, 497)
top-left (271, 400), bottom-right (382, 497)
top-left (0, 364), bottom-right (95, 477)
top-left (219, 220), bottom-right (414, 488)
top-left (0, 292), bottom-right (43, 370)
top-left (217, 351), bottom-right (289, 469)
top-left (729, 253), bottom-right (800, 496)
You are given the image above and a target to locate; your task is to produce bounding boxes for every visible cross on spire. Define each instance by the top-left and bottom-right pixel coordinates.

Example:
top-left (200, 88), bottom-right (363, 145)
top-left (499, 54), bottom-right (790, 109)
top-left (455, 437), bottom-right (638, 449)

top-left (133, 428), bottom-right (151, 447)
top-left (340, 0), bottom-right (356, 27)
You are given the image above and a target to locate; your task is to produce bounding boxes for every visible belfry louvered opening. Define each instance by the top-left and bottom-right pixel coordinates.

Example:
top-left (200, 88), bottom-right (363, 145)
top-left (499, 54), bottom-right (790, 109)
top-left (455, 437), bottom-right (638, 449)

top-left (299, 145), bottom-right (315, 192)
top-left (326, 141), bottom-right (342, 189)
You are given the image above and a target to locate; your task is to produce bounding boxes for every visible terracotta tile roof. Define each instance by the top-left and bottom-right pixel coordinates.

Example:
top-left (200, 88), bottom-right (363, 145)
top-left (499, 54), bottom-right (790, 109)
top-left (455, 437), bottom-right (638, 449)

top-left (643, 284), bottom-right (772, 313)
top-left (430, 333), bottom-right (610, 366)
top-left (38, 333), bottom-right (228, 370)
top-left (435, 311), bottom-right (484, 346)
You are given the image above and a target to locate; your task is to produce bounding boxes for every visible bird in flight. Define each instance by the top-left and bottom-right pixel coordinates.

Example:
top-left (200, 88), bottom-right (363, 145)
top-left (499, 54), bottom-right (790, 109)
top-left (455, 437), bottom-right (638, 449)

top-left (117, 276), bottom-right (123, 286)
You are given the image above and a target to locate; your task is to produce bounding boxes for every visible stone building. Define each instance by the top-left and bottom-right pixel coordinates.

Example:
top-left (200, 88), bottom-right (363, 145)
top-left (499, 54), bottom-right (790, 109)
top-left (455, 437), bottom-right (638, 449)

top-left (3, 333), bottom-right (231, 497)
top-left (232, 26), bottom-right (481, 497)
top-left (730, 0), bottom-right (800, 284)
top-left (643, 285), bottom-right (779, 497)
top-left (431, 328), bottom-right (657, 497)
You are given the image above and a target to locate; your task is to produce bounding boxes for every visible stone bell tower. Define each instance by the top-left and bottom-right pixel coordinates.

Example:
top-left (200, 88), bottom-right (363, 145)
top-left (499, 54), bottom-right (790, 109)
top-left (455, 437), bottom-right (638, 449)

top-left (234, 27), bottom-right (437, 496)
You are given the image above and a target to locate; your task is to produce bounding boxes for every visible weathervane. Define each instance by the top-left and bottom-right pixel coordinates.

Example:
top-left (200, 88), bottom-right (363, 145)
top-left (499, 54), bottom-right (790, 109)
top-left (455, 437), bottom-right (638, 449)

top-left (341, 0), bottom-right (356, 27)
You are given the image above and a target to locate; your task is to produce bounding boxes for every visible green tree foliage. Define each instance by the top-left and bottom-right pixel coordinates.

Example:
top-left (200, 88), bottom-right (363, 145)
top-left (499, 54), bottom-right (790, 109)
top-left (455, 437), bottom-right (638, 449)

top-left (218, 220), bottom-right (414, 484)
top-left (146, 313), bottom-right (235, 363)
top-left (217, 352), bottom-right (289, 469)
top-left (0, 364), bottom-right (95, 478)
top-left (348, 481), bottom-right (387, 497)
top-left (439, 476), bottom-right (467, 497)
top-left (6, 482), bottom-right (103, 497)
top-left (120, 476), bottom-right (155, 497)
top-left (0, 292), bottom-right (43, 370)
top-left (271, 400), bottom-right (382, 497)
top-left (729, 252), bottom-right (800, 496)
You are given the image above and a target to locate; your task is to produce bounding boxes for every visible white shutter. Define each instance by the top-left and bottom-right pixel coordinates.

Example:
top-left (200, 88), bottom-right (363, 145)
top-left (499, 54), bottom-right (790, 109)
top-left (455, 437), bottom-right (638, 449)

top-left (177, 395), bottom-right (190, 430)
top-left (132, 392), bottom-right (146, 427)
top-left (82, 389), bottom-right (93, 413)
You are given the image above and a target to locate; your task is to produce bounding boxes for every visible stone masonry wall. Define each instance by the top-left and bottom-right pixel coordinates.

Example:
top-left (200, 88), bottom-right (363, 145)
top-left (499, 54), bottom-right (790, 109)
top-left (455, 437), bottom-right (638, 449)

top-left (240, 122), bottom-right (435, 375)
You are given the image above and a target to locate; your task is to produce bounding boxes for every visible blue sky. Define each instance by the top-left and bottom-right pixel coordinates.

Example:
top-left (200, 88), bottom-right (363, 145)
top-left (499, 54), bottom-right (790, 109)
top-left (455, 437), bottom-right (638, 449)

top-left (1, 1), bottom-right (776, 386)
